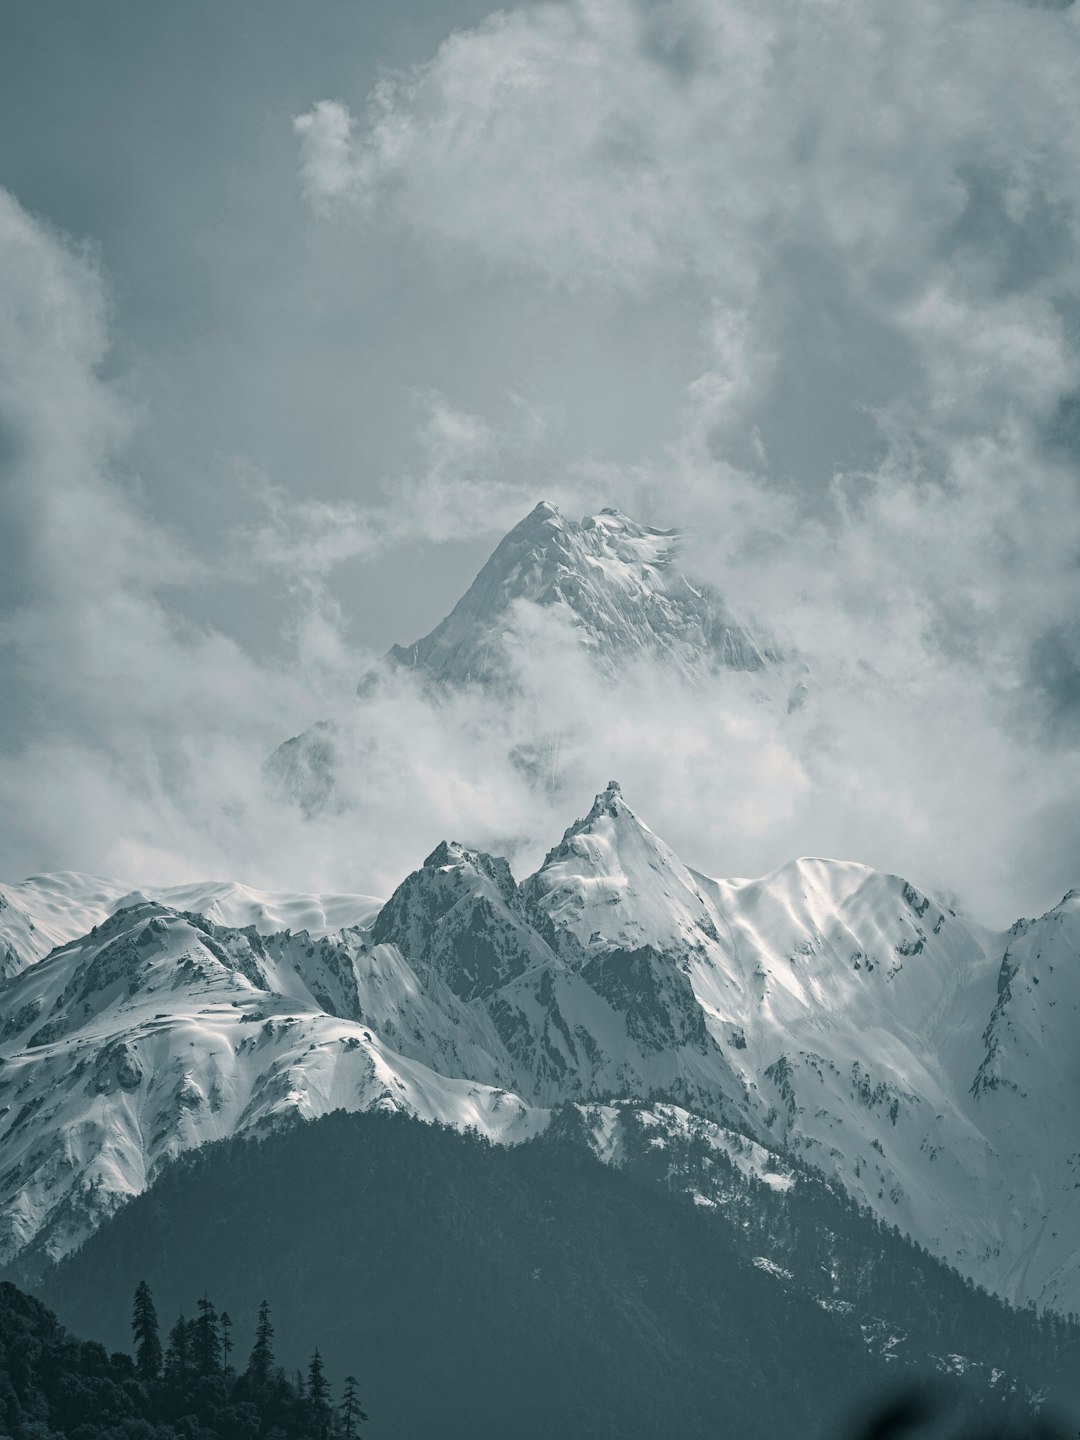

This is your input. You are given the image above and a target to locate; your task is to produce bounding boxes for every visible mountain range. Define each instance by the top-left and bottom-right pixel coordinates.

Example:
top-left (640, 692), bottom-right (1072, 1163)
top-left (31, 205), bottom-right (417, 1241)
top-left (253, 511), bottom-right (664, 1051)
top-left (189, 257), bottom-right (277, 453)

top-left (2, 500), bottom-right (1079, 1438)
top-left (3, 777), bottom-right (1078, 1320)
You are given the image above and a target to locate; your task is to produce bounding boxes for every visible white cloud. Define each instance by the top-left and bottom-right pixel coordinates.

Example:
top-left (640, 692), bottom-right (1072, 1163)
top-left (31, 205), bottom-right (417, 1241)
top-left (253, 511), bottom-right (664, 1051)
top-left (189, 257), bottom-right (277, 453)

top-left (3, 0), bottom-right (1080, 929)
top-left (230, 387), bottom-right (607, 578)
top-left (295, 0), bottom-right (1080, 451)
top-left (294, 100), bottom-right (360, 216)
top-left (0, 187), bottom-right (344, 885)
top-left (286, 0), bottom-right (1080, 919)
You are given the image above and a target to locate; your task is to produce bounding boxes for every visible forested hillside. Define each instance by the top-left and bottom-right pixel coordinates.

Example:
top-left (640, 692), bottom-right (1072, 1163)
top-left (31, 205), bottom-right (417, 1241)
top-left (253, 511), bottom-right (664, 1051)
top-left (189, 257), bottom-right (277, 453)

top-left (0, 1279), bottom-right (366, 1440)
top-left (32, 1109), bottom-right (1075, 1440)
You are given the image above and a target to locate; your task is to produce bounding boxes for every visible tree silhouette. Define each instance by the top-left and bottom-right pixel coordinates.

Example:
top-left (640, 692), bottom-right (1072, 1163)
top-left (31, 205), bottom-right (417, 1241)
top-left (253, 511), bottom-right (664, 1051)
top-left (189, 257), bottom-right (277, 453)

top-left (220, 1309), bottom-right (233, 1376)
top-left (194, 1294), bottom-right (221, 1377)
top-left (307, 1348), bottom-right (332, 1437)
top-left (246, 1298), bottom-right (275, 1387)
top-left (163, 1312), bottom-right (190, 1387)
top-left (131, 1280), bottom-right (162, 1382)
top-left (340, 1374), bottom-right (368, 1439)
top-left (2, 1279), bottom-right (369, 1440)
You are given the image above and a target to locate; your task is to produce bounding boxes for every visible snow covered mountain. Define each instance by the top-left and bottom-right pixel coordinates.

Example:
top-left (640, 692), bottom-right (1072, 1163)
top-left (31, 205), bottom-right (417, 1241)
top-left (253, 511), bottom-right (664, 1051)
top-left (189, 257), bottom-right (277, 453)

top-left (266, 502), bottom-right (787, 814)
top-left (0, 899), bottom-right (540, 1272)
top-left (0, 873), bottom-right (381, 980)
top-left (374, 501), bottom-right (777, 688)
top-left (3, 783), bottom-right (1078, 1317)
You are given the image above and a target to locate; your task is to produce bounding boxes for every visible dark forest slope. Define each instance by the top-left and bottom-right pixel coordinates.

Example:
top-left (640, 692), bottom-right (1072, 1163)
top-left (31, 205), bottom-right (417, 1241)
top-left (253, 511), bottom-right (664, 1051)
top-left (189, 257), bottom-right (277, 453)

top-left (31, 1110), bottom-right (1075, 1440)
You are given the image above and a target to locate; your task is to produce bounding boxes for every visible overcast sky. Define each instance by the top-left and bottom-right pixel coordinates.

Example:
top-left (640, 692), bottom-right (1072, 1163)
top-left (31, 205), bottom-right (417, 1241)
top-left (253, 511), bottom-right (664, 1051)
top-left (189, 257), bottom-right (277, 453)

top-left (1, 0), bottom-right (1078, 923)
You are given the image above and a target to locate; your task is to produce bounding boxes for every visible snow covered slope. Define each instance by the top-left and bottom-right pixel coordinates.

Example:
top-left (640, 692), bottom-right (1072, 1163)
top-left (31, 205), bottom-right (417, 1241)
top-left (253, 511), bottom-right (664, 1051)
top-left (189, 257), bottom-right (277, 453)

top-left (1, 875), bottom-right (134, 980)
top-left (517, 786), bottom-right (1080, 1309)
top-left (0, 902), bottom-right (538, 1271)
top-left (2, 786), bottom-right (1079, 1316)
top-left (523, 791), bottom-right (1080, 1310)
top-left (964, 890), bottom-right (1080, 1310)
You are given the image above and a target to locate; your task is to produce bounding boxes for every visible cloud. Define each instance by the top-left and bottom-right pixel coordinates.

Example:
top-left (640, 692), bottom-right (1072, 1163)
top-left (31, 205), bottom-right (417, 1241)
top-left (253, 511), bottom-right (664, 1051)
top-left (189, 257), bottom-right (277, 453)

top-left (0, 196), bottom-right (176, 617)
top-left (3, 0), bottom-right (1080, 931)
top-left (294, 100), bottom-right (359, 217)
top-left (286, 0), bottom-right (1080, 920)
top-left (0, 187), bottom-right (343, 886)
top-left (0, 199), bottom-right (650, 901)
top-left (294, 0), bottom-right (1080, 464)
top-left (273, 602), bottom-right (815, 899)
top-left (230, 387), bottom-right (608, 579)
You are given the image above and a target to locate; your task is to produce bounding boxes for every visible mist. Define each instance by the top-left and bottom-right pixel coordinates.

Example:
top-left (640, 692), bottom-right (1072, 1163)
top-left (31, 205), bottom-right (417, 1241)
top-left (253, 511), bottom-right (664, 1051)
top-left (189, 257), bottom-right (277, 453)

top-left (2, 0), bottom-right (1080, 929)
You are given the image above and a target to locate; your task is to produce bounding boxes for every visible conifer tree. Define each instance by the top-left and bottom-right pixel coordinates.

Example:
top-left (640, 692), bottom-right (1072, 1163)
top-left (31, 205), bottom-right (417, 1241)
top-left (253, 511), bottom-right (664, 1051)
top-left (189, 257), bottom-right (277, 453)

top-left (194, 1295), bottom-right (222, 1377)
top-left (306, 1349), bottom-right (332, 1438)
top-left (246, 1300), bottom-right (275, 1386)
top-left (220, 1310), bottom-right (233, 1376)
top-left (164, 1314), bottom-right (190, 1388)
top-left (339, 1374), bottom-right (368, 1439)
top-left (131, 1280), bottom-right (162, 1382)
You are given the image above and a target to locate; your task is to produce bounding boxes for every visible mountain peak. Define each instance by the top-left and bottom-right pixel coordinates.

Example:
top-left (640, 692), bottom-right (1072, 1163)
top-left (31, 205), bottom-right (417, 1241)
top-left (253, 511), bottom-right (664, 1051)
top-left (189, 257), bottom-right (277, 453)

top-left (581, 779), bottom-right (624, 823)
top-left (512, 501), bottom-right (651, 541)
top-left (523, 784), bottom-right (721, 957)
top-left (553, 781), bottom-right (672, 858)
top-left (269, 501), bottom-right (784, 817)
top-left (373, 837), bottom-right (552, 1001)
top-left (366, 502), bottom-right (778, 692)
top-left (422, 838), bottom-right (470, 870)
top-left (519, 499), bottom-right (563, 525)
top-left (418, 839), bottom-right (519, 906)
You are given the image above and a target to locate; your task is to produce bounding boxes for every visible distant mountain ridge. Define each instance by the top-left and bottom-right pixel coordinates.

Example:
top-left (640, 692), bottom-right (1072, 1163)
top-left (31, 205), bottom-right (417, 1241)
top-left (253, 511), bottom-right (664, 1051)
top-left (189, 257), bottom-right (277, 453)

top-left (0, 872), bottom-right (381, 980)
top-left (265, 502), bottom-right (790, 815)
top-left (375, 501), bottom-right (778, 688)
top-left (2, 782), bottom-right (1079, 1319)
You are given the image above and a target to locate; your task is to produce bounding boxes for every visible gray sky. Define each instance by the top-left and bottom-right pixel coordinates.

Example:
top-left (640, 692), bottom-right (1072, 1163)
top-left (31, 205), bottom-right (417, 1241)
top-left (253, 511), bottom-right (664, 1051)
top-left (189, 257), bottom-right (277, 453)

top-left (1, 0), bottom-right (1078, 922)
top-left (0, 0), bottom-right (701, 659)
top-left (0, 0), bottom-right (507, 656)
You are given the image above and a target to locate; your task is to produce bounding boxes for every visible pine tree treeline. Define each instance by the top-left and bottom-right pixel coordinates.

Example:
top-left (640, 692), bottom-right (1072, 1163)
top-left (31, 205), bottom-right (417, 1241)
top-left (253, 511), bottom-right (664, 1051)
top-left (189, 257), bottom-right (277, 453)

top-left (0, 1278), bottom-right (367, 1440)
top-left (152, 1285), bottom-right (365, 1440)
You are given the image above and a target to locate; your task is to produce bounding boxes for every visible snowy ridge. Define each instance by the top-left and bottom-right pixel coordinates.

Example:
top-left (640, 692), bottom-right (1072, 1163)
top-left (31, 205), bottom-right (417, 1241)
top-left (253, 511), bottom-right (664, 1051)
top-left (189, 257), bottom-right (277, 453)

top-left (523, 780), bottom-right (728, 958)
top-left (569, 1101), bottom-right (795, 1194)
top-left (0, 873), bottom-right (381, 979)
top-left (2, 786), bottom-right (1079, 1316)
top-left (0, 874), bottom-right (134, 980)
